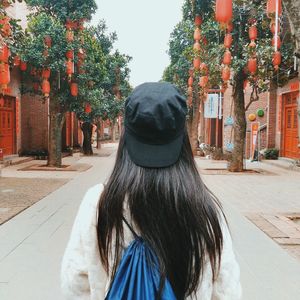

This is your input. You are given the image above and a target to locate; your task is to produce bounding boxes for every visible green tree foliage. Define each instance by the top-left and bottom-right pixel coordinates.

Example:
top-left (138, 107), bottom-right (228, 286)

top-left (164, 0), bottom-right (295, 171)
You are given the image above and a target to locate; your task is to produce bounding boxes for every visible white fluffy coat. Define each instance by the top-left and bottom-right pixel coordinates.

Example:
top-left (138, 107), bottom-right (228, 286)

top-left (61, 184), bottom-right (242, 299)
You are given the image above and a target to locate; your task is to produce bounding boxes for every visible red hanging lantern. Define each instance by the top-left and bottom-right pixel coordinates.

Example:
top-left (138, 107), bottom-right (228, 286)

top-left (70, 82), bottom-right (78, 96)
top-left (273, 51), bottom-right (281, 67)
top-left (0, 17), bottom-right (11, 37)
top-left (215, 0), bottom-right (233, 24)
top-left (224, 34), bottom-right (233, 48)
top-left (13, 55), bottom-right (21, 66)
top-left (193, 42), bottom-right (201, 51)
top-left (267, 0), bottom-right (282, 17)
top-left (270, 21), bottom-right (280, 34)
top-left (194, 15), bottom-right (202, 26)
top-left (0, 44), bottom-right (10, 62)
top-left (30, 67), bottom-right (37, 76)
top-left (66, 30), bottom-right (74, 42)
top-left (33, 82), bottom-right (39, 92)
top-left (200, 63), bottom-right (208, 74)
top-left (85, 103), bottom-right (92, 114)
top-left (65, 19), bottom-right (73, 30)
top-left (66, 60), bottom-right (74, 76)
top-left (66, 50), bottom-right (74, 59)
top-left (223, 50), bottom-right (232, 65)
top-left (194, 28), bottom-right (201, 41)
top-left (42, 68), bottom-right (51, 79)
top-left (20, 61), bottom-right (27, 71)
top-left (199, 75), bottom-right (209, 88)
top-left (222, 66), bottom-right (231, 81)
top-left (249, 26), bottom-right (258, 41)
top-left (44, 35), bottom-right (52, 48)
top-left (0, 63), bottom-right (10, 88)
top-left (248, 58), bottom-right (257, 74)
top-left (78, 19), bottom-right (85, 31)
top-left (78, 48), bottom-right (85, 60)
top-left (272, 36), bottom-right (281, 49)
top-left (193, 57), bottom-right (201, 70)
top-left (188, 77), bottom-right (193, 87)
top-left (42, 80), bottom-right (50, 97)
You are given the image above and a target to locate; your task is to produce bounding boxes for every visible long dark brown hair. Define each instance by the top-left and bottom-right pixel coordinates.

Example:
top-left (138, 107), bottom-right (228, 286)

top-left (97, 130), bottom-right (224, 299)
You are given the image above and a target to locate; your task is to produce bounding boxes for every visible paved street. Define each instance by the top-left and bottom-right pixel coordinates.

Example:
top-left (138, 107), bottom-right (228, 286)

top-left (0, 146), bottom-right (300, 300)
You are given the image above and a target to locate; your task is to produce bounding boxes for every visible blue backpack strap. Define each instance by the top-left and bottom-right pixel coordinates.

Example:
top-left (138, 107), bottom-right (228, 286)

top-left (122, 216), bottom-right (139, 239)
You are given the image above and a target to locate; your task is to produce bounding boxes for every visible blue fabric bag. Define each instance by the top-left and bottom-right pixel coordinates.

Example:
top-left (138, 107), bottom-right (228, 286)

top-left (105, 218), bottom-right (177, 300)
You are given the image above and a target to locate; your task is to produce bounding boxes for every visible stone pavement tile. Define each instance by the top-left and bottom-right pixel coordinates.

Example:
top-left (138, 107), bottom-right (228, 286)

top-left (246, 214), bottom-right (287, 238)
top-left (224, 204), bottom-right (300, 300)
top-left (262, 214), bottom-right (300, 239)
top-left (274, 238), bottom-right (300, 245)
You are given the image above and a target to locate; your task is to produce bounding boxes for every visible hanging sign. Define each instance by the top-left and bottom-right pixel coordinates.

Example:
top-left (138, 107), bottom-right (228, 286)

top-left (250, 122), bottom-right (259, 160)
top-left (204, 94), bottom-right (219, 119)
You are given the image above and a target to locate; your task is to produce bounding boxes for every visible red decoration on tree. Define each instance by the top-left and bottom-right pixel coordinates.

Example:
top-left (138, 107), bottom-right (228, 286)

top-left (215, 0), bottom-right (233, 25)
top-left (70, 82), bottom-right (78, 96)
top-left (267, 0), bottom-right (282, 17)
top-left (249, 26), bottom-right (258, 41)
top-left (0, 44), bottom-right (10, 62)
top-left (272, 36), bottom-right (281, 49)
top-left (66, 30), bottom-right (74, 42)
top-left (194, 28), bottom-right (201, 41)
top-left (33, 82), bottom-right (39, 92)
top-left (194, 15), bottom-right (202, 26)
top-left (14, 55), bottom-right (21, 66)
top-left (193, 57), bottom-right (201, 70)
top-left (273, 51), bottom-right (281, 67)
top-left (0, 63), bottom-right (10, 89)
top-left (188, 77), bottom-right (193, 87)
top-left (199, 76), bottom-right (208, 88)
top-left (224, 34), bottom-right (233, 48)
top-left (200, 63), bottom-right (208, 74)
top-left (20, 61), bottom-right (27, 71)
top-left (222, 66), bottom-right (231, 81)
top-left (44, 35), bottom-right (52, 48)
top-left (248, 58), bottom-right (257, 74)
top-left (223, 50), bottom-right (232, 65)
top-left (66, 60), bottom-right (74, 77)
top-left (42, 80), bottom-right (50, 97)
top-left (66, 50), bottom-right (74, 59)
top-left (42, 68), bottom-right (51, 79)
top-left (85, 103), bottom-right (92, 113)
top-left (270, 21), bottom-right (280, 34)
top-left (0, 16), bottom-right (11, 37)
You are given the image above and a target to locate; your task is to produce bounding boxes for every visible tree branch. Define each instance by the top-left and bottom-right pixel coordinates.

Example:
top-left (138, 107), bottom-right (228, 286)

top-left (245, 85), bottom-right (259, 111)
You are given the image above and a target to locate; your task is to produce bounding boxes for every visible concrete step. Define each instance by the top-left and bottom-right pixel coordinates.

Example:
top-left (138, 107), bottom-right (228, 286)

top-left (0, 156), bottom-right (34, 167)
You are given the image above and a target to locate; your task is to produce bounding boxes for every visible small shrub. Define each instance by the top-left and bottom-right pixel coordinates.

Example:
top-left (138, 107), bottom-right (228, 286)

top-left (264, 148), bottom-right (279, 160)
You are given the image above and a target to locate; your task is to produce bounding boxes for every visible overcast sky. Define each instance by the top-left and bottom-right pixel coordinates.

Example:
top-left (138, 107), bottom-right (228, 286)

top-left (92, 0), bottom-right (184, 88)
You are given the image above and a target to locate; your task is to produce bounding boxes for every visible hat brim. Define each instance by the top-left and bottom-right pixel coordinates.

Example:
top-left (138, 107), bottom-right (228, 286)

top-left (125, 130), bottom-right (184, 168)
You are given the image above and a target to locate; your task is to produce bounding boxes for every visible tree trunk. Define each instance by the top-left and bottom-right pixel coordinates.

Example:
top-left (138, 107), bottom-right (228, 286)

top-left (198, 93), bottom-right (206, 145)
top-left (189, 86), bottom-right (201, 155)
top-left (96, 118), bottom-right (102, 149)
top-left (110, 120), bottom-right (116, 142)
top-left (81, 122), bottom-right (93, 155)
top-left (283, 0), bottom-right (300, 148)
top-left (48, 101), bottom-right (65, 167)
top-left (227, 70), bottom-right (247, 172)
